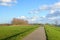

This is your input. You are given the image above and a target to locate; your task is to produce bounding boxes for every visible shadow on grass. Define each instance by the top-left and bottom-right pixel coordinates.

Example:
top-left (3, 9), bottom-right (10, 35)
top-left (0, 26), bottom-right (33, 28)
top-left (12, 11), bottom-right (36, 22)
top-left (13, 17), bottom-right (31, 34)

top-left (44, 26), bottom-right (48, 40)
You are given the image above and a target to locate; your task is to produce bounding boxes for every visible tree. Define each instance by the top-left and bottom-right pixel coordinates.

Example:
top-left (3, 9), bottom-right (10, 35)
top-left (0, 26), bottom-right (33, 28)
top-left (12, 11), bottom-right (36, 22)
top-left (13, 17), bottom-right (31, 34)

top-left (11, 18), bottom-right (28, 25)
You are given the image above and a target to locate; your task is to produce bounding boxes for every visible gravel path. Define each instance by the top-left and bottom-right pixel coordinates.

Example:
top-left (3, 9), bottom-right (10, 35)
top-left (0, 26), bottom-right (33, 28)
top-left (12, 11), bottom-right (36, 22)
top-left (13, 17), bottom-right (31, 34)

top-left (22, 27), bottom-right (46, 40)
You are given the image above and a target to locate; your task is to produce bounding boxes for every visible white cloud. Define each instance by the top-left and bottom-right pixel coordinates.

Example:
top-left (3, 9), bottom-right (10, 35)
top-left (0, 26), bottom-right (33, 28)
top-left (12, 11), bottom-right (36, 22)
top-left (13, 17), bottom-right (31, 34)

top-left (29, 2), bottom-right (60, 16)
top-left (48, 16), bottom-right (60, 20)
top-left (28, 16), bottom-right (38, 22)
top-left (18, 16), bottom-right (39, 23)
top-left (48, 17), bottom-right (57, 20)
top-left (50, 10), bottom-right (55, 14)
top-left (29, 10), bottom-right (39, 14)
top-left (34, 10), bottom-right (39, 14)
top-left (41, 16), bottom-right (46, 18)
top-left (52, 2), bottom-right (60, 9)
top-left (28, 18), bottom-right (37, 24)
top-left (28, 2), bottom-right (60, 24)
top-left (46, 10), bottom-right (60, 18)
top-left (39, 2), bottom-right (60, 10)
top-left (0, 0), bottom-right (17, 6)
top-left (1, 0), bottom-right (12, 2)
top-left (39, 2), bottom-right (60, 19)
top-left (0, 2), bottom-right (11, 6)
top-left (31, 18), bottom-right (36, 21)
top-left (17, 16), bottom-right (39, 23)
top-left (29, 11), bottom-right (34, 14)
top-left (18, 16), bottom-right (27, 19)
top-left (39, 5), bottom-right (49, 10)
top-left (32, 16), bottom-right (39, 19)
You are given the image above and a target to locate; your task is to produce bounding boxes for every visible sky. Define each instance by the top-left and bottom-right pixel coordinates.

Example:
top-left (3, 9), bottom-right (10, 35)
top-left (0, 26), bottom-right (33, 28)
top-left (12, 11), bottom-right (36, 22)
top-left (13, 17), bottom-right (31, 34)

top-left (0, 0), bottom-right (60, 24)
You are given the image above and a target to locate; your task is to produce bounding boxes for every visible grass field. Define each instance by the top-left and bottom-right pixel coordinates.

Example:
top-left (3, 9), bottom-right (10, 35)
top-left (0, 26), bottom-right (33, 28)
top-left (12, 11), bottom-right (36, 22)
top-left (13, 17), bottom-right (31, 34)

top-left (45, 25), bottom-right (60, 40)
top-left (0, 25), bottom-right (39, 40)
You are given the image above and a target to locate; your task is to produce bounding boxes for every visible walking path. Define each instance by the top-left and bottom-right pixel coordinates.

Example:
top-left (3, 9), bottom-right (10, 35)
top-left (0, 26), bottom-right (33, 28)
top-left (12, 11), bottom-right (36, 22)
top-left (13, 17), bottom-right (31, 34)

top-left (22, 27), bottom-right (46, 40)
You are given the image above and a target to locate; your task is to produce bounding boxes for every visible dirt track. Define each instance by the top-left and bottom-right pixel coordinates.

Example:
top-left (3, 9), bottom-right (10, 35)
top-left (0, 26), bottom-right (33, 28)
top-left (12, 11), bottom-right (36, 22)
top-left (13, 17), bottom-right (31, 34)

top-left (22, 27), bottom-right (46, 40)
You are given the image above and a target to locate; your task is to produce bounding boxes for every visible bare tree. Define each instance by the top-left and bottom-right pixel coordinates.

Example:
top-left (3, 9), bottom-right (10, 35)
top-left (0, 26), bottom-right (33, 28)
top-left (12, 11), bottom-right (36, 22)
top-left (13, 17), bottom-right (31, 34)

top-left (55, 19), bottom-right (58, 25)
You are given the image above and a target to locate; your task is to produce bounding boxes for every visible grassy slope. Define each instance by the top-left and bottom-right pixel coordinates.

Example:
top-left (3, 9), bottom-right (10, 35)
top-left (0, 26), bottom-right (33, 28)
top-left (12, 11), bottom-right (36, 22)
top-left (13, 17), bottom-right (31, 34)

top-left (45, 25), bottom-right (60, 40)
top-left (0, 25), bottom-right (39, 40)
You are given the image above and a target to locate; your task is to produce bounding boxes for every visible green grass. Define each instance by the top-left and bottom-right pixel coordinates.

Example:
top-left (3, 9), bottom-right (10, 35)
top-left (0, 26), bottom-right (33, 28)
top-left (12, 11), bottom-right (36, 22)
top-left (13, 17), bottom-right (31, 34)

top-left (45, 25), bottom-right (60, 40)
top-left (0, 25), bottom-right (39, 40)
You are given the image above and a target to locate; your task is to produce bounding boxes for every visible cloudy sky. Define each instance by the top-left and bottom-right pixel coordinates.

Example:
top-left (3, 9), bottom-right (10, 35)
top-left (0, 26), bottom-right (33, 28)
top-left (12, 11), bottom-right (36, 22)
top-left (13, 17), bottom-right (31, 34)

top-left (0, 0), bottom-right (60, 24)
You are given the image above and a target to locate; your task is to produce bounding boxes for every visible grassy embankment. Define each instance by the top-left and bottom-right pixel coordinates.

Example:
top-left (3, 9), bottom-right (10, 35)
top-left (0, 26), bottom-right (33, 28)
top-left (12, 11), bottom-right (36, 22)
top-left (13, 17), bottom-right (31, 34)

top-left (45, 25), bottom-right (60, 40)
top-left (0, 25), bottom-right (39, 40)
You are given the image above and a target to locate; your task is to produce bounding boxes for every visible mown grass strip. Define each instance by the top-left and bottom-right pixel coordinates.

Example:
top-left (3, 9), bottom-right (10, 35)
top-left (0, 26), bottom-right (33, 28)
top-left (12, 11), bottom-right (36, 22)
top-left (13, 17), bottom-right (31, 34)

top-left (1, 26), bottom-right (38, 40)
